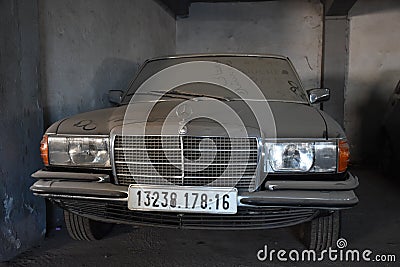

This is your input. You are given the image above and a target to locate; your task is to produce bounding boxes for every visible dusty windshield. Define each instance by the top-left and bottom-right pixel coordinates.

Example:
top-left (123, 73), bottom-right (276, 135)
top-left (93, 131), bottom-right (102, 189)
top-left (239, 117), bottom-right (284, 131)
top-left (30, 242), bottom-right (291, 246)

top-left (122, 56), bottom-right (308, 104)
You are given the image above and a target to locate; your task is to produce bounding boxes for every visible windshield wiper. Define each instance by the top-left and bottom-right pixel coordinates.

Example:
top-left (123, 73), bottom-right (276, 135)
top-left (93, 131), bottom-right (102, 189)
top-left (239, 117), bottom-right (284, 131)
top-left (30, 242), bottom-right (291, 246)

top-left (126, 90), bottom-right (232, 102)
top-left (133, 91), bottom-right (190, 101)
top-left (153, 90), bottom-right (231, 101)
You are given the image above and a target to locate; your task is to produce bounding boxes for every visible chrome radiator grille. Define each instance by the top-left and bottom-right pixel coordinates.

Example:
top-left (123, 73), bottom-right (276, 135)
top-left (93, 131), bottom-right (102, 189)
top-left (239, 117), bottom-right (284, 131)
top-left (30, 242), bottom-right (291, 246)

top-left (113, 136), bottom-right (258, 190)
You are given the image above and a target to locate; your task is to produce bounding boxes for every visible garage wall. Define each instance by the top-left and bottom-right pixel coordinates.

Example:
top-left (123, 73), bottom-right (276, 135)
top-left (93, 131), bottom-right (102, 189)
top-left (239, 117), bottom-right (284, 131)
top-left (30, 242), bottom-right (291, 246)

top-left (0, 0), bottom-right (46, 261)
top-left (176, 0), bottom-right (323, 89)
top-left (40, 0), bottom-right (176, 124)
top-left (323, 17), bottom-right (348, 127)
top-left (345, 0), bottom-right (400, 162)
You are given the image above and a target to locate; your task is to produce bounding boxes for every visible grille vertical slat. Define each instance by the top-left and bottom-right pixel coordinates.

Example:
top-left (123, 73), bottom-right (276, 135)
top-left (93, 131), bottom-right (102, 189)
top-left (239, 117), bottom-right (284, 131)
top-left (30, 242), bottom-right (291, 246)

top-left (114, 136), bottom-right (258, 190)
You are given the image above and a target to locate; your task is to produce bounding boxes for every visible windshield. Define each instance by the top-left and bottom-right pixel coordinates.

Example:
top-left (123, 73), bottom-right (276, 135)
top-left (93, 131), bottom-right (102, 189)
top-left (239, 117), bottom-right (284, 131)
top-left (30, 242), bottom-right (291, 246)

top-left (122, 56), bottom-right (308, 104)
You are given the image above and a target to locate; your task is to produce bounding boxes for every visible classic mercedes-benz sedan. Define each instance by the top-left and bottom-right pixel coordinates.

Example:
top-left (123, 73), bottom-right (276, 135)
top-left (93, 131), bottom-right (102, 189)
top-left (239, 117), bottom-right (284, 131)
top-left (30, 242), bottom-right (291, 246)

top-left (31, 54), bottom-right (358, 251)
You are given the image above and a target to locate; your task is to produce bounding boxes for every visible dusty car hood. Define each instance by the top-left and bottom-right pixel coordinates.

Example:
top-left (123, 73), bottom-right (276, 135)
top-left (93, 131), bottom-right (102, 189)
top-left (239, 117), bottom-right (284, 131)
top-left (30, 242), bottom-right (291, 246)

top-left (52, 101), bottom-right (332, 139)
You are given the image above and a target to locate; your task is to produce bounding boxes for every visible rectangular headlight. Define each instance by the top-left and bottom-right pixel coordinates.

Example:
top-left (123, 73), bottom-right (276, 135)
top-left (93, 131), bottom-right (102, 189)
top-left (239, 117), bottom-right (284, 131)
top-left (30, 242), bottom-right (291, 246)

top-left (48, 136), bottom-right (110, 167)
top-left (265, 141), bottom-right (337, 173)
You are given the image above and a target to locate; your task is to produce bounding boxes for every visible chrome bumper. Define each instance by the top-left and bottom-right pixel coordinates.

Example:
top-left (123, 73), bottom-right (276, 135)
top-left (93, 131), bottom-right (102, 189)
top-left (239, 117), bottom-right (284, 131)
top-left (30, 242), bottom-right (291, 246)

top-left (31, 170), bottom-right (359, 209)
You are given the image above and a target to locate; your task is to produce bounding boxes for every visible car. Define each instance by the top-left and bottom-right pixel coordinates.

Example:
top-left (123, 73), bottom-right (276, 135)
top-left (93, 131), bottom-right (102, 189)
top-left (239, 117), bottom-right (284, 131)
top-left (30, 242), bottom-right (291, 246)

top-left (381, 79), bottom-right (400, 176)
top-left (31, 54), bottom-right (359, 251)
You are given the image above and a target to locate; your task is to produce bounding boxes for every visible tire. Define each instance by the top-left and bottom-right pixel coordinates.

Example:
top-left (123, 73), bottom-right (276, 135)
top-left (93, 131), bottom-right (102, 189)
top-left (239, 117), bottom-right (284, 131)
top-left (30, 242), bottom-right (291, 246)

top-left (299, 211), bottom-right (340, 251)
top-left (64, 210), bottom-right (113, 241)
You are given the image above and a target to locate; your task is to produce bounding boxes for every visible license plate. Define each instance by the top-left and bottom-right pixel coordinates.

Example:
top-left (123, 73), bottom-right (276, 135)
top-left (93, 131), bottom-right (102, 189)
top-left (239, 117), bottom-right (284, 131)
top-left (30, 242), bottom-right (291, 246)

top-left (128, 185), bottom-right (238, 214)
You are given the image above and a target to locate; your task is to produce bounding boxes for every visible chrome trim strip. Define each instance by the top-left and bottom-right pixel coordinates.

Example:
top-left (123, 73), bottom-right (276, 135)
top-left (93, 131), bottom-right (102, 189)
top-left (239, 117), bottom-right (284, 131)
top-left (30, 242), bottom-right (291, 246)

top-left (30, 180), bottom-right (128, 199)
top-left (116, 173), bottom-right (255, 179)
top-left (114, 148), bottom-right (256, 152)
top-left (180, 136), bottom-right (185, 185)
top-left (34, 193), bottom-right (128, 202)
top-left (47, 134), bottom-right (109, 138)
top-left (116, 174), bottom-right (182, 179)
top-left (114, 161), bottom-right (257, 166)
top-left (113, 134), bottom-right (260, 138)
top-left (31, 170), bottom-right (110, 183)
top-left (238, 190), bottom-right (358, 208)
top-left (265, 174), bottom-right (359, 191)
top-left (115, 148), bottom-right (182, 151)
top-left (263, 137), bottom-right (345, 141)
top-left (254, 137), bottom-right (264, 191)
top-left (110, 133), bottom-right (117, 183)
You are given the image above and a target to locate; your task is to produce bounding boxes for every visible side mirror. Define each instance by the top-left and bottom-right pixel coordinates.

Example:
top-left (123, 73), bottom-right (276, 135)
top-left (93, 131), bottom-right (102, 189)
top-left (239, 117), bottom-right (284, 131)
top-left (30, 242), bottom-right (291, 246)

top-left (307, 88), bottom-right (330, 104)
top-left (108, 90), bottom-right (124, 105)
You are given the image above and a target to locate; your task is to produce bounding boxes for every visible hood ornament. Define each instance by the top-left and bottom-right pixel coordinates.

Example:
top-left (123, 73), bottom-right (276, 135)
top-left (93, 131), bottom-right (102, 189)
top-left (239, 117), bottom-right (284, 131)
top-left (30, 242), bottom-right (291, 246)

top-left (179, 125), bottom-right (188, 135)
top-left (176, 103), bottom-right (192, 135)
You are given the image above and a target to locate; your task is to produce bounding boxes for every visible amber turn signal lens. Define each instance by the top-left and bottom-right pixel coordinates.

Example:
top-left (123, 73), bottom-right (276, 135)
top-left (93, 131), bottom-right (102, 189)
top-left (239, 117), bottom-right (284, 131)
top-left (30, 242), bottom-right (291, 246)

top-left (338, 140), bottom-right (350, 172)
top-left (40, 135), bottom-right (49, 166)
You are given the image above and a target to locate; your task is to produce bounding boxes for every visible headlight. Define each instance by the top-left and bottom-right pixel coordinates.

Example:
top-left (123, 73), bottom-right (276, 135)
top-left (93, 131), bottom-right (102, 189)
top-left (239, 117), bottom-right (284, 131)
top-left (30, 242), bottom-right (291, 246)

top-left (48, 136), bottom-right (110, 167)
top-left (268, 143), bottom-right (314, 172)
top-left (265, 141), bottom-right (338, 173)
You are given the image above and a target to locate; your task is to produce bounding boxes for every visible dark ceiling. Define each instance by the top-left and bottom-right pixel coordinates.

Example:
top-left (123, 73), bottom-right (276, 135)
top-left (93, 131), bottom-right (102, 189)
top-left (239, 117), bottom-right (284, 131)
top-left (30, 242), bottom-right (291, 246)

top-left (158, 0), bottom-right (358, 18)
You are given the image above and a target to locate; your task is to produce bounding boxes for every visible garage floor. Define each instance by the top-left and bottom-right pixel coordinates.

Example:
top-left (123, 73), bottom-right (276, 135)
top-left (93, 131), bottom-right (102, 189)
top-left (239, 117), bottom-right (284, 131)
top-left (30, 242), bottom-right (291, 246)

top-left (2, 167), bottom-right (399, 266)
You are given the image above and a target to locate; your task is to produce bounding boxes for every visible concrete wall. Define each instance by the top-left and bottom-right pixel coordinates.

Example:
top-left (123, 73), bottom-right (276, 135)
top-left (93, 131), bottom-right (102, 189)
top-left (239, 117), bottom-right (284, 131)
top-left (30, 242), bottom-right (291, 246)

top-left (323, 17), bottom-right (348, 127)
top-left (40, 0), bottom-right (176, 124)
top-left (0, 0), bottom-right (175, 260)
top-left (345, 0), bottom-right (400, 162)
top-left (176, 0), bottom-right (323, 89)
top-left (0, 0), bottom-right (46, 261)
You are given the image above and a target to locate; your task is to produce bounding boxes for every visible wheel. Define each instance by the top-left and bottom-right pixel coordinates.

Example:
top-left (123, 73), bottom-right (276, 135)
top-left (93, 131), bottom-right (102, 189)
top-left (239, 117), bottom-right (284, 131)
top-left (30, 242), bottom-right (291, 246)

top-left (299, 211), bottom-right (340, 251)
top-left (64, 210), bottom-right (113, 241)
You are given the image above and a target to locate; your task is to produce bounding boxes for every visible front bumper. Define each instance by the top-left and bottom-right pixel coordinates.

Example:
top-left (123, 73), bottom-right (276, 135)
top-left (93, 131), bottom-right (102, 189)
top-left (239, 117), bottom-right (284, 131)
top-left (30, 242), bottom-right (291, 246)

top-left (31, 170), bottom-right (359, 209)
top-left (31, 170), bottom-right (358, 229)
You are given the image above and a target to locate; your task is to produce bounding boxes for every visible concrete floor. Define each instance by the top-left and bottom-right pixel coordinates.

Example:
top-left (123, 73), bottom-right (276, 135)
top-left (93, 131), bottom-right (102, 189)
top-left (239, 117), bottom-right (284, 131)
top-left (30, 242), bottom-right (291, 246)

top-left (2, 167), bottom-right (399, 266)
